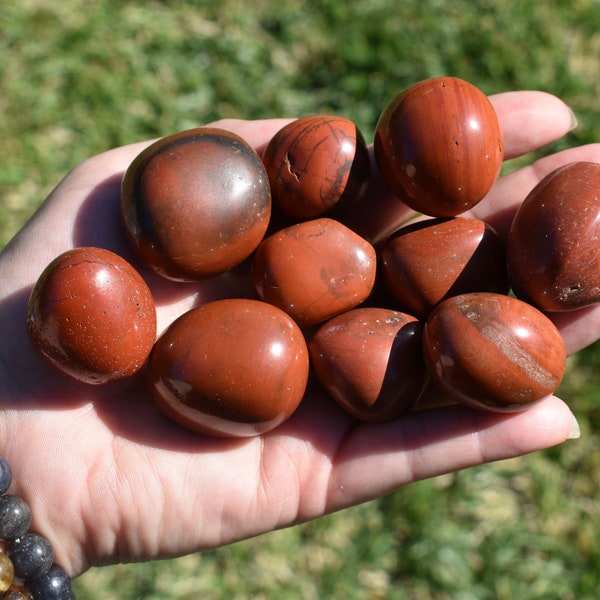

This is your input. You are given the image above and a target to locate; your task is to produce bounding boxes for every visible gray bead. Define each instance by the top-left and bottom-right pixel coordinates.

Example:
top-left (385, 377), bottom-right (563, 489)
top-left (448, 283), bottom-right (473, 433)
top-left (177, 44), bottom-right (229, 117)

top-left (27, 563), bottom-right (75, 600)
top-left (0, 457), bottom-right (12, 494)
top-left (8, 533), bottom-right (54, 580)
top-left (0, 495), bottom-right (32, 541)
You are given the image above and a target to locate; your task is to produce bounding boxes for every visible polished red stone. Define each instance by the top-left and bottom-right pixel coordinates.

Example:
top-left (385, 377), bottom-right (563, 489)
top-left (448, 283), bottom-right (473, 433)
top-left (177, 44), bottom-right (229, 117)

top-left (422, 292), bottom-right (566, 412)
top-left (262, 115), bottom-right (371, 220)
top-left (507, 161), bottom-right (600, 311)
top-left (380, 217), bottom-right (508, 317)
top-left (252, 218), bottom-right (377, 327)
top-left (121, 127), bottom-right (271, 281)
top-left (26, 247), bottom-right (157, 384)
top-left (374, 77), bottom-right (504, 217)
top-left (147, 298), bottom-right (309, 437)
top-left (309, 307), bottom-right (426, 422)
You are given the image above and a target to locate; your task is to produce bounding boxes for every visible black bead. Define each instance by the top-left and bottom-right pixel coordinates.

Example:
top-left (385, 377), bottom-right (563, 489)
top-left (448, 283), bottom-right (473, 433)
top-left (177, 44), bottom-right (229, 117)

top-left (26, 564), bottom-right (74, 600)
top-left (0, 457), bottom-right (12, 494)
top-left (8, 533), bottom-right (54, 580)
top-left (0, 495), bottom-right (32, 541)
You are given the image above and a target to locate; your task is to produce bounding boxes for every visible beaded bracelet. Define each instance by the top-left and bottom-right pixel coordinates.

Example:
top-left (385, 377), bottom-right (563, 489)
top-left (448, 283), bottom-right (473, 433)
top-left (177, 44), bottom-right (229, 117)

top-left (0, 457), bottom-right (74, 599)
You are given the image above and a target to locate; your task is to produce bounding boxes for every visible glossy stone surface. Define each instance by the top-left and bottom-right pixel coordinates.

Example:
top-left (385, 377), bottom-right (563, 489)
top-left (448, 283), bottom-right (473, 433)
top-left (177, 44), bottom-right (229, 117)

top-left (2, 583), bottom-right (34, 600)
top-left (121, 127), bottom-right (271, 281)
top-left (8, 534), bottom-right (53, 580)
top-left (2, 583), bottom-right (33, 600)
top-left (148, 298), bottom-right (309, 437)
top-left (262, 115), bottom-right (371, 220)
top-left (252, 218), bottom-right (377, 327)
top-left (26, 247), bottom-right (157, 385)
top-left (374, 77), bottom-right (504, 217)
top-left (309, 307), bottom-right (426, 422)
top-left (26, 564), bottom-right (73, 600)
top-left (507, 161), bottom-right (600, 311)
top-left (380, 217), bottom-right (509, 317)
top-left (0, 496), bottom-right (32, 541)
top-left (0, 457), bottom-right (12, 495)
top-left (0, 552), bottom-right (14, 592)
top-left (423, 293), bottom-right (566, 412)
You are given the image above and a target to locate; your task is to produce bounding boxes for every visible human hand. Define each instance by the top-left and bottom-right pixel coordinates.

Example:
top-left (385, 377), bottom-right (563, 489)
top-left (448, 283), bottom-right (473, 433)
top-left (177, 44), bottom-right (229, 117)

top-left (0, 91), bottom-right (594, 578)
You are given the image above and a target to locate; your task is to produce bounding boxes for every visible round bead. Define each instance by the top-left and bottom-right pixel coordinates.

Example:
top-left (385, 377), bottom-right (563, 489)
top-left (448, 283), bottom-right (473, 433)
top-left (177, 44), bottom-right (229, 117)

top-left (309, 307), bottom-right (426, 422)
top-left (8, 534), bottom-right (53, 580)
top-left (0, 551), bottom-right (15, 592)
top-left (148, 298), bottom-right (310, 437)
top-left (2, 583), bottom-right (34, 600)
top-left (380, 217), bottom-right (508, 317)
top-left (262, 115), bottom-right (371, 220)
top-left (507, 161), bottom-right (600, 311)
top-left (26, 564), bottom-right (73, 600)
top-left (26, 247), bottom-right (157, 385)
top-left (0, 496), bottom-right (32, 541)
top-left (0, 457), bottom-right (12, 494)
top-left (121, 127), bottom-right (272, 281)
top-left (252, 218), bottom-right (377, 327)
top-left (422, 292), bottom-right (566, 412)
top-left (374, 76), bottom-right (504, 217)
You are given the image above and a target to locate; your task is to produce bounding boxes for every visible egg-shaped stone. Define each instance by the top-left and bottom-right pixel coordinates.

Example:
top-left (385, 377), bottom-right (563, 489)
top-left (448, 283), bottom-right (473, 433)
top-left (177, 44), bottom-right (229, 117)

top-left (26, 247), bottom-right (157, 384)
top-left (147, 298), bottom-right (309, 437)
top-left (252, 218), bottom-right (377, 328)
top-left (262, 115), bottom-right (371, 221)
top-left (309, 307), bottom-right (426, 422)
top-left (121, 127), bottom-right (271, 281)
top-left (422, 292), bottom-right (566, 412)
top-left (374, 77), bottom-right (504, 217)
top-left (507, 161), bottom-right (600, 311)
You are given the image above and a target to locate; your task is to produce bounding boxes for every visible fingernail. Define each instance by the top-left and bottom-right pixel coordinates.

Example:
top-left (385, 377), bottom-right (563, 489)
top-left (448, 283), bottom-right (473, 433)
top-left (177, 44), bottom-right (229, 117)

top-left (568, 106), bottom-right (578, 132)
top-left (568, 413), bottom-right (581, 439)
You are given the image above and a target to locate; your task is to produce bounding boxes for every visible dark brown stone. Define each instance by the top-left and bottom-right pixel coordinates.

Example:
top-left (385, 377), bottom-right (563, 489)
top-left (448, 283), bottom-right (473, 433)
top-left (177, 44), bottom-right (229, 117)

top-left (121, 127), bottom-right (271, 281)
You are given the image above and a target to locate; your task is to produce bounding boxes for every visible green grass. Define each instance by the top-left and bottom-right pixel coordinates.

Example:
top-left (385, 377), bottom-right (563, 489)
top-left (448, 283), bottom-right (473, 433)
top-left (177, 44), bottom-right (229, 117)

top-left (3, 0), bottom-right (600, 598)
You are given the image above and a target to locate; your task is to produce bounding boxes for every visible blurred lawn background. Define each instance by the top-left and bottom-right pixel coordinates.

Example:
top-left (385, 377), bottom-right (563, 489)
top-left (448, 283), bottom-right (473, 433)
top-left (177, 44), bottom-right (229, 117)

top-left (3, 0), bottom-right (600, 598)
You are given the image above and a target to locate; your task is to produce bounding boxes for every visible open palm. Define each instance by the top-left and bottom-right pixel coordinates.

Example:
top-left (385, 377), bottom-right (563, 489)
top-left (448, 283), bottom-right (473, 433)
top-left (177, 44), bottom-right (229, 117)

top-left (0, 91), bottom-right (595, 578)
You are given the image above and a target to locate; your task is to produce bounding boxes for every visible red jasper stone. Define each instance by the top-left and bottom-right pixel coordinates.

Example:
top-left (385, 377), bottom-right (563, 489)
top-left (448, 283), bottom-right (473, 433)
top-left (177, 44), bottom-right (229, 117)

top-left (374, 77), bottom-right (504, 217)
top-left (309, 307), bottom-right (426, 422)
top-left (252, 218), bottom-right (377, 328)
top-left (121, 127), bottom-right (271, 281)
top-left (262, 115), bottom-right (371, 220)
top-left (147, 298), bottom-right (309, 437)
top-left (422, 292), bottom-right (566, 412)
top-left (380, 217), bottom-right (508, 317)
top-left (26, 247), bottom-right (157, 385)
top-left (507, 161), bottom-right (600, 311)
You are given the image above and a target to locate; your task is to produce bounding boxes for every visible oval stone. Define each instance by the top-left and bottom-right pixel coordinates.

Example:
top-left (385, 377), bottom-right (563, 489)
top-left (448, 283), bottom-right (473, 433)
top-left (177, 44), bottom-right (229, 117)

top-left (147, 298), bottom-right (309, 437)
top-left (252, 218), bottom-right (377, 327)
top-left (262, 115), bottom-right (371, 220)
top-left (422, 292), bottom-right (566, 412)
top-left (26, 247), bottom-right (157, 385)
top-left (121, 127), bottom-right (271, 281)
top-left (374, 76), bottom-right (504, 217)
top-left (507, 161), bottom-right (600, 311)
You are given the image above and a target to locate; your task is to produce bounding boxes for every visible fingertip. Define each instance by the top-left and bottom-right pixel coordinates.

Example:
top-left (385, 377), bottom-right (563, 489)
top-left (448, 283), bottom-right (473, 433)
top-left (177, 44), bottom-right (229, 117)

top-left (489, 90), bottom-right (576, 159)
top-left (511, 395), bottom-right (579, 447)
